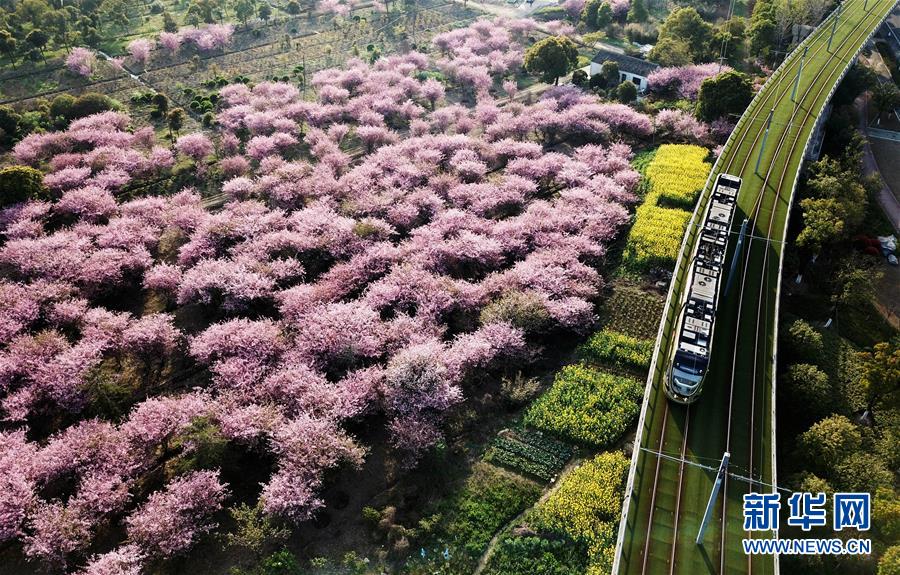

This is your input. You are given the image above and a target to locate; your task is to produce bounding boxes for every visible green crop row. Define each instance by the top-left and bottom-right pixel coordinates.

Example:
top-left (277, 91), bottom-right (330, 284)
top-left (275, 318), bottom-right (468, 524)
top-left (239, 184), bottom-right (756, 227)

top-left (484, 430), bottom-right (575, 481)
top-left (441, 462), bottom-right (543, 569)
top-left (578, 329), bottom-right (654, 372)
top-left (598, 286), bottom-right (665, 340)
top-left (523, 364), bottom-right (643, 448)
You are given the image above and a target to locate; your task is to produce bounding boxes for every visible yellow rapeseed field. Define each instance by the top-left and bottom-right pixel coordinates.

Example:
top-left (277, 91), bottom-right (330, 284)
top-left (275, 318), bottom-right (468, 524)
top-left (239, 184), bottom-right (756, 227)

top-left (623, 144), bottom-right (711, 272)
top-left (539, 451), bottom-right (630, 574)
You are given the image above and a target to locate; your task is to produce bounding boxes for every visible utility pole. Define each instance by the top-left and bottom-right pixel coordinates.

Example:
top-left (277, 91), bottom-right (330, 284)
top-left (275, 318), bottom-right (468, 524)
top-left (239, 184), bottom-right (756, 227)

top-left (755, 108), bottom-right (775, 176)
top-left (696, 452), bottom-right (731, 545)
top-left (828, 3), bottom-right (843, 52)
top-left (725, 218), bottom-right (749, 296)
top-left (791, 46), bottom-right (809, 102)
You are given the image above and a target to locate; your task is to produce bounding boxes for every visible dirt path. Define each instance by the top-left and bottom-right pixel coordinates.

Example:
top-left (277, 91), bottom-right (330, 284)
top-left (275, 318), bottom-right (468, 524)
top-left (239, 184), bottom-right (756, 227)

top-left (472, 456), bottom-right (587, 575)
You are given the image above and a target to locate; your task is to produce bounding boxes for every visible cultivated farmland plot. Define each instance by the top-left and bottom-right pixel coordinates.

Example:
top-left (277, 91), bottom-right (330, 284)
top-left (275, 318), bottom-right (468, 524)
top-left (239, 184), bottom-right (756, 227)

top-left (142, 2), bottom-right (480, 106)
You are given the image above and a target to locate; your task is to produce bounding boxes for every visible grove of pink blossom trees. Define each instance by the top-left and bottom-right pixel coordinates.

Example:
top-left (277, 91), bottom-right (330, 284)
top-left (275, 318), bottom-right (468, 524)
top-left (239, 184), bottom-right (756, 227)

top-left (0, 17), bottom-right (667, 571)
top-left (647, 63), bottom-right (732, 100)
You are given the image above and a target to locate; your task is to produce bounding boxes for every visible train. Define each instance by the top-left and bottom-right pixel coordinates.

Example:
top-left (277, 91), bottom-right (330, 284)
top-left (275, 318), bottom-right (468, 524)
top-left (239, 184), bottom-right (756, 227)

top-left (666, 173), bottom-right (742, 404)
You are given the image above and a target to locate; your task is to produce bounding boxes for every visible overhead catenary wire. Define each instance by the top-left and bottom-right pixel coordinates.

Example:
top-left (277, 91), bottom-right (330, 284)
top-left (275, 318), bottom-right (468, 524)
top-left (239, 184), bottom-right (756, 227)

top-left (639, 448), bottom-right (793, 493)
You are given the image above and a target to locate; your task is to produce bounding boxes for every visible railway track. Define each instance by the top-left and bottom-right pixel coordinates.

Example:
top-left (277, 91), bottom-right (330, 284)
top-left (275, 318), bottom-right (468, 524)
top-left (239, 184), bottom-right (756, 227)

top-left (617, 0), bottom-right (899, 572)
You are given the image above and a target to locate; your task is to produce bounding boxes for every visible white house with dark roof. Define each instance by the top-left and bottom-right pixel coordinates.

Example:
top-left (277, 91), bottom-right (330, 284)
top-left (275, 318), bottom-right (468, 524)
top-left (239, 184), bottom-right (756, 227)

top-left (589, 48), bottom-right (660, 93)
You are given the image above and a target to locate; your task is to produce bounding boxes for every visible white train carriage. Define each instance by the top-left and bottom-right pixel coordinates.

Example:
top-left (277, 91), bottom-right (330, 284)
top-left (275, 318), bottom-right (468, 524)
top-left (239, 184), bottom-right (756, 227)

top-left (666, 173), bottom-right (741, 404)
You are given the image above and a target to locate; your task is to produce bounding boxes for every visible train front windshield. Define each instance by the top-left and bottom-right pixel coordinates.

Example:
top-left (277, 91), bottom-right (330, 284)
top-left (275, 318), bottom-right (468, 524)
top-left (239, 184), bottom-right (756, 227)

top-left (671, 351), bottom-right (708, 394)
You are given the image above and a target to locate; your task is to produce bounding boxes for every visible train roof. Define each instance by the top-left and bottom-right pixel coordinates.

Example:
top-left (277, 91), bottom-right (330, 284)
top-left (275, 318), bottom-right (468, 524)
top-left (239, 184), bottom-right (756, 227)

top-left (675, 173), bottom-right (741, 359)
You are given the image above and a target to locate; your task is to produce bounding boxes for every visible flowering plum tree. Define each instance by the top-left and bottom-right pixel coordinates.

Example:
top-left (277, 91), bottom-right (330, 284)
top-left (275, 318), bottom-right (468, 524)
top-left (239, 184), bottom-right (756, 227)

top-left (125, 470), bottom-right (228, 557)
top-left (127, 39), bottom-right (152, 66)
top-left (66, 48), bottom-right (96, 77)
top-left (175, 133), bottom-right (214, 163)
top-left (655, 109), bottom-right (711, 143)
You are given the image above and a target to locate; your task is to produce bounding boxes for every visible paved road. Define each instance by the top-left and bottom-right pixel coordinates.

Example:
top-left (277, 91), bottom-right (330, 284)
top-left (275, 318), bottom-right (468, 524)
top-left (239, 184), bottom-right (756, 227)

top-left (857, 94), bottom-right (900, 233)
top-left (614, 1), bottom-right (900, 574)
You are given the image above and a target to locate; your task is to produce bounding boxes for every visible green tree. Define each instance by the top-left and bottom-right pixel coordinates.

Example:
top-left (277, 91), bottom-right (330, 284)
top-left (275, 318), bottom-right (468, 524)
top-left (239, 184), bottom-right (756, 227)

top-left (857, 341), bottom-right (900, 419)
top-left (696, 70), bottom-right (753, 121)
top-left (872, 82), bottom-right (900, 122)
top-left (616, 80), bottom-right (638, 102)
top-left (880, 546), bottom-right (900, 575)
top-left (234, 0), bottom-right (255, 24)
top-left (162, 10), bottom-right (179, 33)
top-left (832, 259), bottom-right (881, 311)
top-left (797, 156), bottom-right (868, 249)
top-left (0, 29), bottom-right (19, 69)
top-left (100, 0), bottom-right (131, 29)
top-left (152, 92), bottom-right (169, 113)
top-left (654, 7), bottom-right (713, 63)
top-left (583, 0), bottom-right (611, 29)
top-left (80, 24), bottom-right (102, 48)
top-left (571, 68), bottom-right (588, 87)
top-left (795, 472), bottom-right (833, 496)
top-left (15, 0), bottom-right (52, 24)
top-left (798, 415), bottom-right (861, 472)
top-left (783, 363), bottom-right (831, 419)
top-left (258, 550), bottom-right (302, 575)
top-left (49, 93), bottom-right (76, 122)
top-left (0, 166), bottom-right (51, 207)
top-left (627, 0), bottom-right (648, 23)
top-left (834, 452), bottom-right (893, 492)
top-left (873, 487), bottom-right (900, 542)
top-left (749, 0), bottom-right (777, 58)
top-left (712, 17), bottom-right (747, 65)
top-left (589, 60), bottom-right (621, 91)
top-left (784, 319), bottom-right (823, 362)
top-left (188, 0), bottom-right (223, 24)
top-left (648, 36), bottom-right (693, 67)
top-left (47, 8), bottom-right (77, 52)
top-left (601, 59), bottom-right (620, 86)
top-left (25, 29), bottom-right (49, 63)
top-left (258, 3), bottom-right (272, 23)
top-left (595, 1), bottom-right (613, 28)
top-left (833, 64), bottom-right (876, 107)
top-left (0, 105), bottom-right (20, 145)
top-left (286, 0), bottom-right (301, 14)
top-left (167, 107), bottom-right (185, 139)
top-left (524, 36), bottom-right (579, 85)
top-left (70, 92), bottom-right (118, 119)
top-left (224, 502), bottom-right (291, 557)
top-left (796, 197), bottom-right (845, 250)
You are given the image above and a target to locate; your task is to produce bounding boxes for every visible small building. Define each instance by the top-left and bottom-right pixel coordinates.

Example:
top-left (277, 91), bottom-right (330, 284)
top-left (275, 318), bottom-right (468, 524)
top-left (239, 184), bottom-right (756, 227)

top-left (589, 48), bottom-right (660, 93)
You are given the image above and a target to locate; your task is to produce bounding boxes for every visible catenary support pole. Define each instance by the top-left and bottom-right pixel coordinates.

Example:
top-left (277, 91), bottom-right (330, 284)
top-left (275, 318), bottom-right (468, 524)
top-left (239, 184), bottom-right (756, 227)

top-left (696, 452), bottom-right (731, 545)
top-left (791, 46), bottom-right (809, 102)
top-left (755, 108), bottom-right (775, 175)
top-left (725, 218), bottom-right (750, 296)
top-left (828, 3), bottom-right (843, 51)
